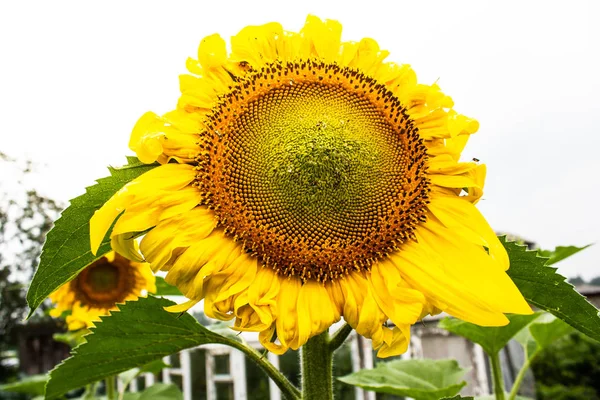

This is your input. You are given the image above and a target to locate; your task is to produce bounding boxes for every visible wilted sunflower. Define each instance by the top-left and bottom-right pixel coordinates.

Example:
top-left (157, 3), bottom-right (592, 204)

top-left (50, 251), bottom-right (156, 330)
top-left (90, 15), bottom-right (531, 356)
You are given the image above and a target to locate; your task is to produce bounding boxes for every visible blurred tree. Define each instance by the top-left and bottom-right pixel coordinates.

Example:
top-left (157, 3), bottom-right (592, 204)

top-left (568, 276), bottom-right (586, 285)
top-left (0, 152), bottom-right (62, 383)
top-left (531, 331), bottom-right (600, 400)
top-left (590, 276), bottom-right (600, 286)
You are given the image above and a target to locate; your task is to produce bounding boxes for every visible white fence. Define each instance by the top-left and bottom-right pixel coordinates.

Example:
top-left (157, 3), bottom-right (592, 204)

top-left (121, 314), bottom-right (529, 399)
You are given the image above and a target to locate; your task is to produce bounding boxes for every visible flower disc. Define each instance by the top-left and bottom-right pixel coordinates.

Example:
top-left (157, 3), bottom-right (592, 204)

top-left (72, 254), bottom-right (136, 308)
top-left (49, 251), bottom-right (156, 330)
top-left (197, 61), bottom-right (430, 281)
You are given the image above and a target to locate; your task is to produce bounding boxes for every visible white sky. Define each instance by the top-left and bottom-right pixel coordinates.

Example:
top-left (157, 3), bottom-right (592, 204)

top-left (1, 0), bottom-right (598, 279)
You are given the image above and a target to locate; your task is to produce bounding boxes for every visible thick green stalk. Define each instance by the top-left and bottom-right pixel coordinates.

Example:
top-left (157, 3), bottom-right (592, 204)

top-left (301, 331), bottom-right (333, 400)
top-left (489, 353), bottom-right (506, 400)
top-left (105, 376), bottom-right (116, 400)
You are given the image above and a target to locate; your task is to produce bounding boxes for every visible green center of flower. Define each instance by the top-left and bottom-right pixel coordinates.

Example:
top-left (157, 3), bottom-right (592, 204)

top-left (197, 60), bottom-right (430, 281)
top-left (267, 100), bottom-right (380, 219)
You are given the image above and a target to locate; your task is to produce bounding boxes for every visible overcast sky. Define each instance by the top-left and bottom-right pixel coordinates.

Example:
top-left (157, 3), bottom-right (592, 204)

top-left (1, 0), bottom-right (598, 279)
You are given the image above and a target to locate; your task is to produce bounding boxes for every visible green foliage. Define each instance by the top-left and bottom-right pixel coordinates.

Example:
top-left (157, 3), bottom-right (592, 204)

top-left (438, 313), bottom-right (541, 355)
top-left (45, 296), bottom-right (236, 400)
top-left (502, 238), bottom-right (600, 342)
top-left (155, 276), bottom-right (184, 296)
top-left (27, 157), bottom-right (157, 315)
top-left (537, 245), bottom-right (591, 266)
top-left (338, 359), bottom-right (467, 400)
top-left (531, 331), bottom-right (600, 399)
top-left (535, 384), bottom-right (598, 400)
top-left (0, 374), bottom-right (47, 395)
top-left (508, 316), bottom-right (578, 399)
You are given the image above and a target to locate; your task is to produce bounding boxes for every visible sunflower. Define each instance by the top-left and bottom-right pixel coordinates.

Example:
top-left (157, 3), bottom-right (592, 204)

top-left (49, 251), bottom-right (156, 330)
top-left (90, 15), bottom-right (531, 356)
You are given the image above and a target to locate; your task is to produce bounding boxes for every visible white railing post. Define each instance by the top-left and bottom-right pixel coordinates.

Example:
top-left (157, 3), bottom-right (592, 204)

top-left (162, 356), bottom-right (172, 384)
top-left (267, 352), bottom-right (282, 400)
top-left (181, 350), bottom-right (192, 400)
top-left (206, 350), bottom-right (216, 400)
top-left (230, 349), bottom-right (247, 400)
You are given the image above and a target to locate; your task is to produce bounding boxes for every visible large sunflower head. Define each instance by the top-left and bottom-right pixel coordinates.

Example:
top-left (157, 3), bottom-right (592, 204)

top-left (90, 15), bottom-right (531, 356)
top-left (49, 251), bottom-right (156, 331)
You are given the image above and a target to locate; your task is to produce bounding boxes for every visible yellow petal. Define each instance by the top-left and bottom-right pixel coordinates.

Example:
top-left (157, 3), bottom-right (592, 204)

top-left (90, 164), bottom-right (197, 254)
top-left (259, 324), bottom-right (288, 355)
top-left (368, 259), bottom-right (425, 326)
top-left (240, 267), bottom-right (280, 329)
top-left (198, 34), bottom-right (228, 69)
top-left (110, 233), bottom-right (144, 263)
top-left (204, 253), bottom-right (258, 319)
top-left (296, 280), bottom-right (338, 348)
top-left (129, 111), bottom-right (164, 164)
top-left (230, 22), bottom-right (284, 66)
top-left (428, 196), bottom-right (509, 270)
top-left (274, 278), bottom-right (301, 350)
top-left (139, 207), bottom-right (216, 270)
top-left (164, 299), bottom-right (199, 313)
top-left (339, 272), bottom-right (367, 328)
top-left (391, 221), bottom-right (532, 326)
top-left (374, 326), bottom-right (410, 358)
top-left (300, 15), bottom-right (342, 63)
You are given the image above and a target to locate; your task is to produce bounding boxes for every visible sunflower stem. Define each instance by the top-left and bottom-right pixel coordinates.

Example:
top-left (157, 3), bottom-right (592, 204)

top-left (301, 331), bottom-right (333, 400)
top-left (329, 323), bottom-right (353, 352)
top-left (220, 338), bottom-right (301, 400)
top-left (489, 352), bottom-right (506, 400)
top-left (105, 376), bottom-right (116, 400)
top-left (82, 383), bottom-right (97, 400)
top-left (507, 350), bottom-right (538, 400)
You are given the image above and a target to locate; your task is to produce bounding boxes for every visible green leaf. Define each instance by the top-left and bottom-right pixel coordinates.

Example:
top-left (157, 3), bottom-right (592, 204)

top-left (45, 296), bottom-right (236, 400)
top-left (338, 359), bottom-right (468, 400)
top-left (530, 317), bottom-right (574, 347)
top-left (123, 383), bottom-right (183, 400)
top-left (138, 358), bottom-right (170, 375)
top-left (53, 329), bottom-right (89, 348)
top-left (155, 276), bottom-right (184, 296)
top-left (502, 238), bottom-right (600, 342)
top-left (512, 316), bottom-right (574, 362)
top-left (438, 313), bottom-right (541, 355)
top-left (0, 374), bottom-right (47, 396)
top-left (27, 157), bottom-right (157, 315)
top-left (476, 396), bottom-right (531, 400)
top-left (537, 244), bottom-right (592, 265)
